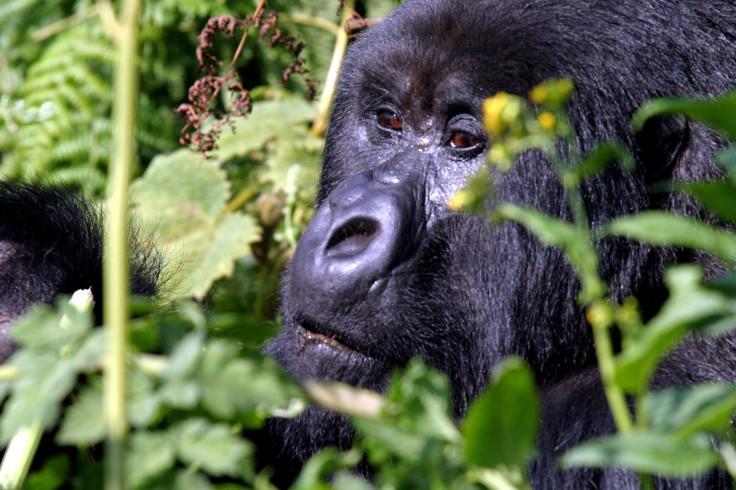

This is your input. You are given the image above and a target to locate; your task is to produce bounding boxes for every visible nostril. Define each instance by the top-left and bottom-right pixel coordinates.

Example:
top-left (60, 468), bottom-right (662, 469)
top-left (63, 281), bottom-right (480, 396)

top-left (325, 217), bottom-right (380, 258)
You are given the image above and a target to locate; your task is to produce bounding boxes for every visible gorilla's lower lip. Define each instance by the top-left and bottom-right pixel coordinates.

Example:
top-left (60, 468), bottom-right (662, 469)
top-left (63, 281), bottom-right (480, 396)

top-left (296, 324), bottom-right (371, 361)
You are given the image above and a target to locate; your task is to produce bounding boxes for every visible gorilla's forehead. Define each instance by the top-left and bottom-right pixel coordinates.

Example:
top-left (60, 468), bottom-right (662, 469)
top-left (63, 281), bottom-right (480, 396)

top-left (346, 0), bottom-right (563, 101)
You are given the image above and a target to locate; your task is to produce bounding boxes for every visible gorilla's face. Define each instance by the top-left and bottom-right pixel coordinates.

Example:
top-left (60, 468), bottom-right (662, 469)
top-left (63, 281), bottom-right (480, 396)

top-left (268, 6), bottom-right (505, 410)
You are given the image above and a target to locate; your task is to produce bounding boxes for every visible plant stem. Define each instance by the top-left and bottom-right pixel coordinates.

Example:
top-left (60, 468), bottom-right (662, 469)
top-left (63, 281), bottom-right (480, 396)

top-left (310, 1), bottom-right (354, 137)
top-left (104, 0), bottom-right (141, 488)
top-left (0, 421), bottom-right (43, 489)
top-left (279, 12), bottom-right (341, 37)
top-left (591, 320), bottom-right (632, 433)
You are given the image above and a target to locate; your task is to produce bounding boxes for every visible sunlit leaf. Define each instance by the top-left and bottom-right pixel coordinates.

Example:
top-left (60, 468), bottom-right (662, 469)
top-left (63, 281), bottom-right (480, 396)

top-left (643, 383), bottom-right (736, 438)
top-left (130, 149), bottom-right (261, 299)
top-left (561, 432), bottom-right (719, 476)
top-left (632, 92), bottom-right (736, 141)
top-left (613, 266), bottom-right (735, 394)
top-left (605, 211), bottom-right (736, 265)
top-left (462, 358), bottom-right (539, 469)
top-left (497, 204), bottom-right (606, 302)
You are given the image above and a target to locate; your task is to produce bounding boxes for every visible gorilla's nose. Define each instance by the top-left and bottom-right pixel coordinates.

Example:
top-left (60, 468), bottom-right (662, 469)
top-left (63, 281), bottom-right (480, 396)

top-left (290, 171), bottom-right (418, 301)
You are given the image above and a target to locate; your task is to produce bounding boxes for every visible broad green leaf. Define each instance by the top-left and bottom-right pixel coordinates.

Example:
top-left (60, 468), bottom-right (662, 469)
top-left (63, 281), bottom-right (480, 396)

top-left (23, 454), bottom-right (69, 490)
top-left (127, 369), bottom-right (161, 429)
top-left (130, 149), bottom-right (261, 299)
top-left (291, 448), bottom-right (364, 490)
top-left (643, 383), bottom-right (736, 438)
top-left (260, 137), bottom-right (321, 200)
top-left (10, 301), bottom-right (91, 348)
top-left (716, 147), bottom-right (736, 183)
top-left (173, 419), bottom-right (253, 478)
top-left (613, 266), bottom-right (735, 393)
top-left (605, 211), bottom-right (736, 265)
top-left (131, 149), bottom-right (230, 231)
top-left (497, 204), bottom-right (606, 302)
top-left (382, 358), bottom-right (458, 443)
top-left (173, 471), bottom-right (211, 490)
top-left (680, 181), bottom-right (736, 223)
top-left (178, 213), bottom-right (260, 299)
top-left (632, 92), bottom-right (736, 141)
top-left (212, 99), bottom-right (318, 161)
top-left (567, 141), bottom-right (633, 185)
top-left (126, 431), bottom-right (176, 489)
top-left (57, 381), bottom-right (104, 445)
top-left (352, 417), bottom-right (426, 465)
top-left (163, 330), bottom-right (205, 380)
top-left (462, 357), bottom-right (540, 469)
top-left (0, 353), bottom-right (76, 442)
top-left (560, 432), bottom-right (719, 476)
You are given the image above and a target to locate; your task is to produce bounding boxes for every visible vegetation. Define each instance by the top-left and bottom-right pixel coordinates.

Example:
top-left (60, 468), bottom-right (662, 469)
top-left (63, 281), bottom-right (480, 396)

top-left (1, 1), bottom-right (736, 488)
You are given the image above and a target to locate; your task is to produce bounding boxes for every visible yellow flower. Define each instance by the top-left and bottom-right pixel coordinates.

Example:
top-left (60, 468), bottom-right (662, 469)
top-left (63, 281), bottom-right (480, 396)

top-left (483, 92), bottom-right (510, 135)
top-left (447, 189), bottom-right (472, 211)
top-left (537, 112), bottom-right (556, 131)
top-left (529, 85), bottom-right (548, 105)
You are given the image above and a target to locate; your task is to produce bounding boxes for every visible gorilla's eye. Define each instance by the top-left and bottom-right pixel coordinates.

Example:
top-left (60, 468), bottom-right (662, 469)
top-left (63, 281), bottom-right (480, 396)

top-left (377, 110), bottom-right (403, 131)
top-left (448, 131), bottom-right (479, 149)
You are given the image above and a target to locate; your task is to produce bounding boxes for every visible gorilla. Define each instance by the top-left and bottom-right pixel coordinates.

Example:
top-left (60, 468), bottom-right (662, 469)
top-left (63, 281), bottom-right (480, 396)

top-left (1, 0), bottom-right (736, 488)
top-left (262, 0), bottom-right (736, 487)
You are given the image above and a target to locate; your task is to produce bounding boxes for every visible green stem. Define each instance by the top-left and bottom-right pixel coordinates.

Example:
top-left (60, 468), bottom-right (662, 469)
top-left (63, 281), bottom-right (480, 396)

top-left (310, 1), bottom-right (354, 137)
top-left (0, 420), bottom-right (43, 489)
top-left (592, 320), bottom-right (632, 433)
top-left (279, 13), bottom-right (341, 37)
top-left (104, 0), bottom-right (140, 488)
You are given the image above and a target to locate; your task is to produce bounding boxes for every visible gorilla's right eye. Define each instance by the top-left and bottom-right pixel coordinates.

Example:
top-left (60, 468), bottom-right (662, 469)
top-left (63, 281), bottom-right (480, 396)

top-left (377, 110), bottom-right (403, 132)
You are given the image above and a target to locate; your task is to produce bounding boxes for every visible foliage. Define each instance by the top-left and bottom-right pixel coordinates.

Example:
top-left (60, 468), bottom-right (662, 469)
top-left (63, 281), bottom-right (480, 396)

top-left (1, 0), bottom-right (736, 488)
top-left (458, 80), bottom-right (736, 485)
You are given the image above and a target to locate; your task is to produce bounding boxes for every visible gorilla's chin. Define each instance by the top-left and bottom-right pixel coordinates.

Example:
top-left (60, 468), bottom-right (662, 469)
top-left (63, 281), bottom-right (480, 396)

top-left (266, 318), bottom-right (392, 390)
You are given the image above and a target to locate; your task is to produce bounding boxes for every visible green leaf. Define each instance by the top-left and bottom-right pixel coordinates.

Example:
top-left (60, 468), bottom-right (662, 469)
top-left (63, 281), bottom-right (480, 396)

top-left (352, 359), bottom-right (459, 470)
top-left (24, 454), bottom-right (69, 490)
top-left (56, 381), bottom-right (104, 446)
top-left (291, 448), bottom-right (364, 490)
top-left (185, 213), bottom-right (260, 299)
top-left (127, 369), bottom-right (161, 429)
top-left (644, 384), bottom-right (736, 438)
top-left (382, 358), bottom-right (458, 443)
top-left (126, 431), bottom-right (176, 489)
top-left (632, 92), bottom-right (736, 141)
top-left (679, 181), bottom-right (736, 223)
top-left (10, 301), bottom-right (91, 349)
top-left (716, 147), bottom-right (736, 183)
top-left (212, 98), bottom-right (318, 161)
top-left (260, 137), bottom-right (321, 200)
top-left (568, 141), bottom-right (633, 184)
top-left (462, 357), bottom-right (540, 469)
top-left (352, 417), bottom-right (426, 465)
top-left (130, 149), bottom-right (261, 299)
top-left (613, 266), bottom-right (735, 393)
top-left (560, 432), bottom-right (720, 476)
top-left (0, 354), bottom-right (76, 442)
top-left (605, 211), bottom-right (736, 265)
top-left (173, 419), bottom-right (253, 478)
top-left (497, 204), bottom-right (606, 302)
top-left (163, 330), bottom-right (205, 380)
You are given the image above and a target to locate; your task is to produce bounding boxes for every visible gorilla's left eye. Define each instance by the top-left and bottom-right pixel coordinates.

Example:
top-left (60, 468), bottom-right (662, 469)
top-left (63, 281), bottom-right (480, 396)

top-left (448, 131), bottom-right (480, 149)
top-left (377, 110), bottom-right (403, 132)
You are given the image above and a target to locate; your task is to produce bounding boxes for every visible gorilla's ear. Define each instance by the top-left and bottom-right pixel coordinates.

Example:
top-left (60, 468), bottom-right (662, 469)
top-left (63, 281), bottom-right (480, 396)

top-left (635, 115), bottom-right (690, 185)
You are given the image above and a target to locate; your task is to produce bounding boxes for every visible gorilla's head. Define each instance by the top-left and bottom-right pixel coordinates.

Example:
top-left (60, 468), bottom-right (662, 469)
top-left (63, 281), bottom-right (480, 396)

top-left (264, 0), bottom-right (735, 476)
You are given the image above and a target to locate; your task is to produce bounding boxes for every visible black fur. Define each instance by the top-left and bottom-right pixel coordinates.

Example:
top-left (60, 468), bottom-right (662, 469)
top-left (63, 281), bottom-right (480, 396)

top-left (265, 0), bottom-right (736, 487)
top-left (0, 182), bottom-right (160, 360)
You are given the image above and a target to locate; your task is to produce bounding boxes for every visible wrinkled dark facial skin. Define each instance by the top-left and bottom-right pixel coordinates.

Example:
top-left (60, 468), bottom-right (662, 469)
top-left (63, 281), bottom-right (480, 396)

top-left (263, 0), bottom-right (736, 487)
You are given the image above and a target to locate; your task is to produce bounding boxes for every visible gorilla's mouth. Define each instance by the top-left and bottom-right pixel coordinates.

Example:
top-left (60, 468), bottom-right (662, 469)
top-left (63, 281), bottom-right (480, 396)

top-left (295, 322), bottom-right (372, 362)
